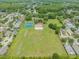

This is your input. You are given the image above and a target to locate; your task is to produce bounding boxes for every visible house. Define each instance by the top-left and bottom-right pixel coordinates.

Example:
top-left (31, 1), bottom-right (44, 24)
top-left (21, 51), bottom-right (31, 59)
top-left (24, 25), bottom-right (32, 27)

top-left (0, 46), bottom-right (8, 55)
top-left (0, 12), bottom-right (7, 17)
top-left (64, 44), bottom-right (75, 55)
top-left (72, 43), bottom-right (79, 55)
top-left (64, 19), bottom-right (75, 29)
top-left (75, 28), bottom-right (79, 35)
top-left (4, 31), bottom-right (11, 37)
top-left (0, 26), bottom-right (7, 38)
top-left (59, 29), bottom-right (73, 39)
top-left (66, 28), bottom-right (73, 36)
top-left (74, 39), bottom-right (79, 46)
top-left (66, 9), bottom-right (73, 14)
top-left (0, 27), bottom-right (4, 32)
top-left (60, 29), bottom-right (68, 39)
top-left (73, 16), bottom-right (79, 24)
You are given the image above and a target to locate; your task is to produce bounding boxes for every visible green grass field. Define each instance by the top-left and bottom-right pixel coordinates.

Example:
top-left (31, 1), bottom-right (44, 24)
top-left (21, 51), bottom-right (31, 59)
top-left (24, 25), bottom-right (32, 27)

top-left (7, 19), bottom-right (67, 57)
top-left (48, 19), bottom-right (62, 27)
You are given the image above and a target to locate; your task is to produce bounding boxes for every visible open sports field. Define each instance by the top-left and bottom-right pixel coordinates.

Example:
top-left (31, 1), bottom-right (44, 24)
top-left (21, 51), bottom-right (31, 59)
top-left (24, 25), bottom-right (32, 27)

top-left (7, 19), bottom-right (67, 57)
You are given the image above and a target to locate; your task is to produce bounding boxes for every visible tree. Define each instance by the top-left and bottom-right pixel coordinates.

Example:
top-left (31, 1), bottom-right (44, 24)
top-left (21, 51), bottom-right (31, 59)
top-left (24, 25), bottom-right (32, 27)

top-left (68, 39), bottom-right (74, 45)
top-left (61, 39), bottom-right (67, 43)
top-left (43, 16), bottom-right (48, 24)
top-left (48, 23), bottom-right (53, 29)
top-left (52, 53), bottom-right (60, 59)
top-left (25, 14), bottom-right (32, 21)
top-left (71, 28), bottom-right (76, 32)
top-left (21, 56), bottom-right (25, 59)
top-left (44, 16), bottom-right (48, 21)
top-left (55, 27), bottom-right (60, 34)
top-left (75, 23), bottom-right (79, 28)
top-left (0, 43), bottom-right (2, 47)
top-left (48, 13), bottom-right (56, 19)
top-left (38, 13), bottom-right (45, 18)
top-left (48, 23), bottom-right (57, 30)
top-left (77, 39), bottom-right (79, 43)
top-left (62, 25), bottom-right (65, 29)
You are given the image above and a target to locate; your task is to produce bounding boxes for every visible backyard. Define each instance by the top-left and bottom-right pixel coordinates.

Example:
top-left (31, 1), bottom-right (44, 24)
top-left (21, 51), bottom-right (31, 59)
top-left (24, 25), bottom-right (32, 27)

top-left (7, 19), bottom-right (67, 57)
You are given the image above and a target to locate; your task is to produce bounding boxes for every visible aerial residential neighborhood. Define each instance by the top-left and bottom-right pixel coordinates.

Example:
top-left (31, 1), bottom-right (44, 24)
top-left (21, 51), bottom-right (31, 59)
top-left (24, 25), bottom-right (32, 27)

top-left (0, 0), bottom-right (79, 59)
top-left (0, 12), bottom-right (24, 55)
top-left (60, 18), bottom-right (79, 55)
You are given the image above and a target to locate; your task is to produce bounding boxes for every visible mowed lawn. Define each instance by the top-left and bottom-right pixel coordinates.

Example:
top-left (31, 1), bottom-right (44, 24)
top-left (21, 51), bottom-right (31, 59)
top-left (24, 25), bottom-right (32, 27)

top-left (48, 19), bottom-right (63, 27)
top-left (7, 19), bottom-right (67, 57)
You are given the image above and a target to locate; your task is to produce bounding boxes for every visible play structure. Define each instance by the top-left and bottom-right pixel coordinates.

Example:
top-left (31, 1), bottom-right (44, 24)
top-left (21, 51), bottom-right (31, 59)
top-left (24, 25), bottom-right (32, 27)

top-left (24, 22), bottom-right (33, 29)
top-left (34, 19), bottom-right (44, 30)
top-left (34, 22), bottom-right (43, 30)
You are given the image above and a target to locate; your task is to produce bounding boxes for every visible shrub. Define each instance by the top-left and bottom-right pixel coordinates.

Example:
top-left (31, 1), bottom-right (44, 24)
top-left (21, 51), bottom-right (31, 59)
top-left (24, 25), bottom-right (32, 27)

top-left (52, 53), bottom-right (60, 59)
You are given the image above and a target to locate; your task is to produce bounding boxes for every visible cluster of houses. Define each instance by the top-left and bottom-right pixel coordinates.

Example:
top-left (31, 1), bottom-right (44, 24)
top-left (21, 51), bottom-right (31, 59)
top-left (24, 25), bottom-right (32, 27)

top-left (59, 18), bottom-right (79, 55)
top-left (0, 12), bottom-right (24, 55)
